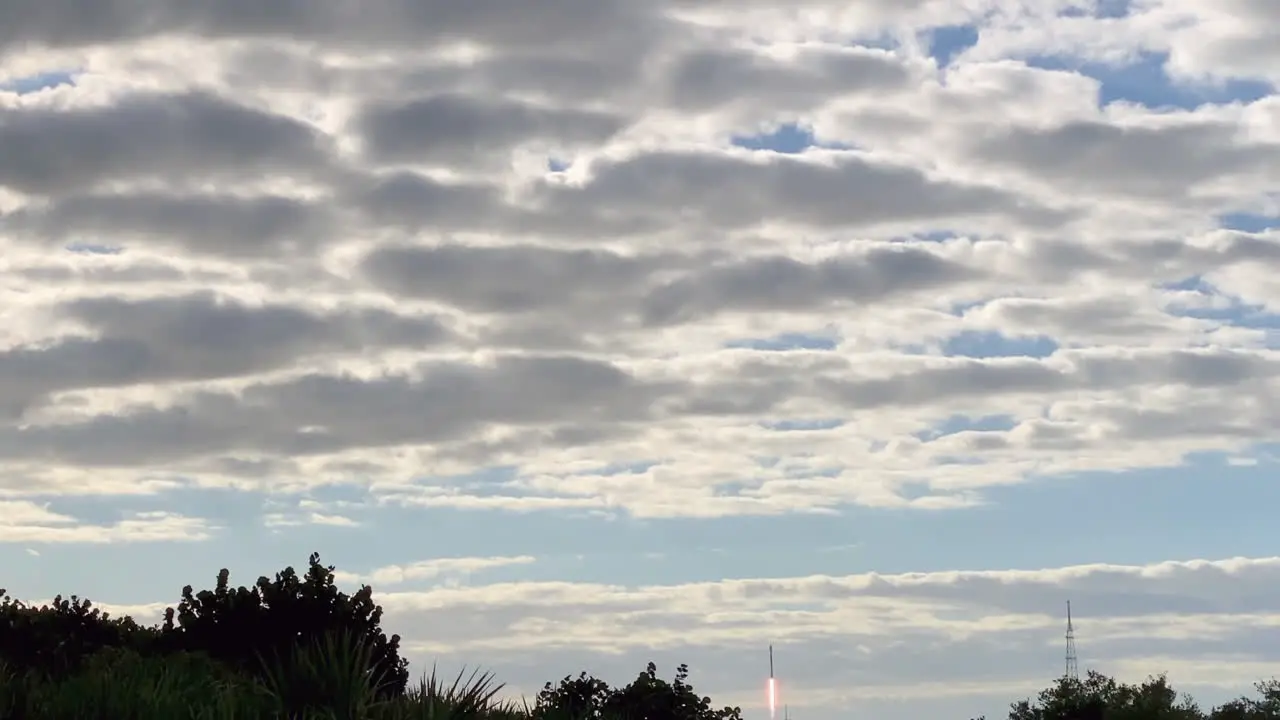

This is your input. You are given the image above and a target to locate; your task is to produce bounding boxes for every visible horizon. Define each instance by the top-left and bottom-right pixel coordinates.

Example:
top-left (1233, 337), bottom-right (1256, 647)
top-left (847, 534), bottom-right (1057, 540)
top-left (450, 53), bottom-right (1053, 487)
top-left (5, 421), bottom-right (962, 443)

top-left (2, 1), bottom-right (1280, 719)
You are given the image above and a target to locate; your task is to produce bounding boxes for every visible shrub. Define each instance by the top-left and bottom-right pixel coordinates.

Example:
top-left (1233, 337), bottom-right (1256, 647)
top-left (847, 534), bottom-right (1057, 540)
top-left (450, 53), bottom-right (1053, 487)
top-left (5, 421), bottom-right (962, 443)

top-left (157, 551), bottom-right (411, 700)
top-left (0, 589), bottom-right (158, 682)
top-left (0, 645), bottom-right (265, 720)
top-left (535, 662), bottom-right (742, 720)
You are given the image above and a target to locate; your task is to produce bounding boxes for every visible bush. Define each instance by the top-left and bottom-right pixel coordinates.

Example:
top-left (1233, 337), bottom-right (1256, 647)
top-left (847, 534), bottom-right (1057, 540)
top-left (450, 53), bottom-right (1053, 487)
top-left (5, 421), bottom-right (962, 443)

top-left (535, 662), bottom-right (742, 720)
top-left (156, 552), bottom-right (411, 700)
top-left (0, 590), bottom-right (158, 682)
top-left (0, 645), bottom-right (266, 720)
top-left (983, 671), bottom-right (1280, 720)
top-left (0, 637), bottom-right (523, 720)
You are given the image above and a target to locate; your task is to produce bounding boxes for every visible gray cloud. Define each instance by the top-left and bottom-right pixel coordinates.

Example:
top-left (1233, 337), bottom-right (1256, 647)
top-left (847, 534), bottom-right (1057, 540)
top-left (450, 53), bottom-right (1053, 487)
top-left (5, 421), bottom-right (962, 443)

top-left (641, 246), bottom-right (982, 326)
top-left (346, 171), bottom-right (511, 235)
top-left (356, 93), bottom-right (626, 169)
top-left (966, 118), bottom-right (1280, 200)
top-left (0, 292), bottom-right (450, 418)
top-left (360, 243), bottom-right (683, 316)
top-left (536, 149), bottom-right (1063, 232)
top-left (2, 191), bottom-right (341, 257)
top-left (960, 295), bottom-right (1212, 344)
top-left (810, 348), bottom-right (1279, 412)
top-left (664, 46), bottom-right (916, 114)
top-left (0, 91), bottom-right (334, 196)
top-left (0, 354), bottom-right (672, 466)
top-left (359, 242), bottom-right (983, 337)
top-left (3, 345), bottom-right (1274, 473)
top-left (0, 0), bottom-right (660, 55)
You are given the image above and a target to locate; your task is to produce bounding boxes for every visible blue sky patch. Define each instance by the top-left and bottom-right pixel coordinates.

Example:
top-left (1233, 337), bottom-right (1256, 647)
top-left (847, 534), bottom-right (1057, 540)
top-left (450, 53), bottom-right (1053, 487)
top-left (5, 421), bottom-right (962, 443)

top-left (916, 414), bottom-right (1018, 440)
top-left (926, 25), bottom-right (979, 67)
top-left (1059, 0), bottom-right (1132, 18)
top-left (1, 71), bottom-right (78, 94)
top-left (731, 123), bottom-right (819, 154)
top-left (725, 332), bottom-right (838, 352)
top-left (1219, 212), bottom-right (1280, 233)
top-left (731, 122), bottom-right (860, 154)
top-left (1027, 52), bottom-right (1273, 110)
top-left (942, 330), bottom-right (1060, 359)
top-left (585, 461), bottom-right (660, 476)
top-left (66, 243), bottom-right (124, 255)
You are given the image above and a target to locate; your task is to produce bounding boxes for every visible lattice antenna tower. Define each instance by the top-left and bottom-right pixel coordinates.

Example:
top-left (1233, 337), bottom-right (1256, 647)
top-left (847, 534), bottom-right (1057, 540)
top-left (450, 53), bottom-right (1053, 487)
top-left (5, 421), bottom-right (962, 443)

top-left (1065, 600), bottom-right (1079, 681)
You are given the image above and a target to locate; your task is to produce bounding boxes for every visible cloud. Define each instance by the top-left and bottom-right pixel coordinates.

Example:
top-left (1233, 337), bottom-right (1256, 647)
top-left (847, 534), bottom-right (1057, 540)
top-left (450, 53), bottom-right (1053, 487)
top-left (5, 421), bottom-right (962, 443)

top-left (370, 555), bottom-right (1280, 710)
top-left (0, 0), bottom-right (661, 55)
top-left (0, 292), bottom-right (452, 420)
top-left (964, 114), bottom-right (1280, 201)
top-left (533, 148), bottom-right (1060, 233)
top-left (1160, 0), bottom-right (1280, 83)
top-left (3, 191), bottom-right (344, 257)
top-left (77, 554), bottom-right (1280, 715)
top-left (661, 45), bottom-right (920, 117)
top-left (0, 501), bottom-right (215, 543)
top-left (333, 555), bottom-right (538, 588)
top-left (355, 93), bottom-right (626, 170)
top-left (0, 91), bottom-right (335, 196)
top-left (57, 555), bottom-right (1279, 708)
top-left (1, 4), bottom-right (1279, 717)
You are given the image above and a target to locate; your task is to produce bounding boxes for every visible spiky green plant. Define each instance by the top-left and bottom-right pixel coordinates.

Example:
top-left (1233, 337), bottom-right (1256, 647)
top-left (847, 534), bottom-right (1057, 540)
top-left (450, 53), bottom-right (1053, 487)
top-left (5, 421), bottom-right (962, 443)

top-left (253, 627), bottom-right (388, 719)
top-left (253, 625), bottom-right (513, 720)
top-left (377, 663), bottom-right (511, 720)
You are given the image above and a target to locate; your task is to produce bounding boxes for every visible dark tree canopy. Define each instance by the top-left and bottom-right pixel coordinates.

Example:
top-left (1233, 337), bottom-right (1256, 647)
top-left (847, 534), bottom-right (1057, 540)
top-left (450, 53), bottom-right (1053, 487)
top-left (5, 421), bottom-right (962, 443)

top-left (973, 671), bottom-right (1280, 720)
top-left (535, 662), bottom-right (743, 720)
top-left (0, 590), bottom-right (157, 681)
top-left (158, 551), bottom-right (410, 699)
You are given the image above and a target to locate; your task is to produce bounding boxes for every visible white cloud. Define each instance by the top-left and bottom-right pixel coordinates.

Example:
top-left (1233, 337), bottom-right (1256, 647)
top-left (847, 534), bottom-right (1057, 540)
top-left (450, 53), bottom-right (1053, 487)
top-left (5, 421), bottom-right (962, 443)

top-left (333, 555), bottom-right (538, 588)
top-left (368, 556), bottom-right (1280, 712)
top-left (77, 555), bottom-right (1280, 718)
top-left (0, 501), bottom-right (215, 543)
top-left (51, 555), bottom-right (1276, 715)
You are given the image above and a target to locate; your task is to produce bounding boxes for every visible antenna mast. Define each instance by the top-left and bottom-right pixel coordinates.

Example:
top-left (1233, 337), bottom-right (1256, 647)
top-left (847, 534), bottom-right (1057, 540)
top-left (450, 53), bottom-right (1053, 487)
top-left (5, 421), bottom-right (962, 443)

top-left (1065, 601), bottom-right (1079, 681)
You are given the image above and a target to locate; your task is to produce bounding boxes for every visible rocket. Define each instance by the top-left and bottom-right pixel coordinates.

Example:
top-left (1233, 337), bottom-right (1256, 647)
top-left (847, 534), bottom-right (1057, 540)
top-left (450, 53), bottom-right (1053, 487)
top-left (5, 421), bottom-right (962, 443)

top-left (769, 645), bottom-right (774, 679)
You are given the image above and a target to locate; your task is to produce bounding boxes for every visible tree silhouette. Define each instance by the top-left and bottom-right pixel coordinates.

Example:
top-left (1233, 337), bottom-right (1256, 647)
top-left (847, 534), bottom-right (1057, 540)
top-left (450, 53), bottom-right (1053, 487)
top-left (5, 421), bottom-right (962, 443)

top-left (157, 552), bottom-right (410, 699)
top-left (997, 670), bottom-right (1271, 720)
top-left (0, 589), bottom-right (156, 681)
top-left (535, 661), bottom-right (742, 720)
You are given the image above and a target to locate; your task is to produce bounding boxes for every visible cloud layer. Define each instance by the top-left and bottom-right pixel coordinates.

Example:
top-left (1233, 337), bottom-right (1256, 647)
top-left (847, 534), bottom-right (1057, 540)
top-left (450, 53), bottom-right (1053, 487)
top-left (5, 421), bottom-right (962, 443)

top-left (2, 1), bottom-right (1279, 719)
top-left (84, 555), bottom-right (1280, 719)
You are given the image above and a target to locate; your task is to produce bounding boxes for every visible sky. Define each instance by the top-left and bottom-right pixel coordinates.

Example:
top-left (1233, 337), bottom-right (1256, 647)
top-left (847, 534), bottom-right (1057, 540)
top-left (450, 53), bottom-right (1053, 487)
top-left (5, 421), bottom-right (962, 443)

top-left (1, 1), bottom-right (1280, 718)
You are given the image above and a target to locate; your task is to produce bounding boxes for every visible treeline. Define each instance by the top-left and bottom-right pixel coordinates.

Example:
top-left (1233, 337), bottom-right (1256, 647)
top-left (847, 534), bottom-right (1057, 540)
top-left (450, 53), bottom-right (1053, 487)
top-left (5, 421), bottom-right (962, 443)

top-left (977, 670), bottom-right (1280, 719)
top-left (0, 552), bottom-right (742, 720)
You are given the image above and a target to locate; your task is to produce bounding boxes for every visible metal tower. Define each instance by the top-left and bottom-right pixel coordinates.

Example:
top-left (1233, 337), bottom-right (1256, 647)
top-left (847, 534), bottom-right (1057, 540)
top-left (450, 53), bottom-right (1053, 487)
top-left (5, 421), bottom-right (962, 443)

top-left (1065, 601), bottom-right (1079, 681)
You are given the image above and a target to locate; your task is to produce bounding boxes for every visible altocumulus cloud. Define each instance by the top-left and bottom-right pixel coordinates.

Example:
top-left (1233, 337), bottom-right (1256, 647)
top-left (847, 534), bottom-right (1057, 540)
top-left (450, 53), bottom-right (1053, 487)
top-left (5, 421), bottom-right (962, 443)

top-left (2, 2), bottom-right (1280, 720)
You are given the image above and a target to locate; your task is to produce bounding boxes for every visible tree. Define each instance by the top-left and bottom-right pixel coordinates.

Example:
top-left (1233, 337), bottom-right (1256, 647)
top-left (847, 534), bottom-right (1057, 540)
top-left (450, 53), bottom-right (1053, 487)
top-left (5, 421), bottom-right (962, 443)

top-left (157, 552), bottom-right (410, 699)
top-left (535, 670), bottom-right (613, 719)
top-left (1208, 680), bottom-right (1280, 720)
top-left (0, 589), bottom-right (157, 681)
top-left (535, 662), bottom-right (742, 720)
top-left (1000, 670), bottom-right (1280, 720)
